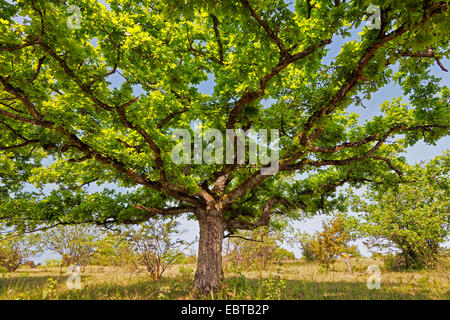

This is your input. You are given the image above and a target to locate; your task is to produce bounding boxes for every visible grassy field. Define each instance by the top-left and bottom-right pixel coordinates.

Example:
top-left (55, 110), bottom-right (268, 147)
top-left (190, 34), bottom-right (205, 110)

top-left (1, 258), bottom-right (449, 300)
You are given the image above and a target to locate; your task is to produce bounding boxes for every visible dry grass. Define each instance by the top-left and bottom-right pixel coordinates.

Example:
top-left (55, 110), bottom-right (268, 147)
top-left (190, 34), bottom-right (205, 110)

top-left (0, 258), bottom-right (448, 300)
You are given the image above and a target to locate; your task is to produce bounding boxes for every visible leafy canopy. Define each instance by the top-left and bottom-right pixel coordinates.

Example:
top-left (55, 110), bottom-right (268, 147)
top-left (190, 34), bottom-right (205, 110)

top-left (0, 0), bottom-right (448, 233)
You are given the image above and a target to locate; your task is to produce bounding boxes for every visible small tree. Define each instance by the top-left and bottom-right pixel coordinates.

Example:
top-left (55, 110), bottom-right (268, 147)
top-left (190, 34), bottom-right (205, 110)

top-left (41, 225), bottom-right (101, 270)
top-left (89, 231), bottom-right (138, 268)
top-left (124, 220), bottom-right (186, 280)
top-left (302, 216), bottom-right (355, 268)
top-left (0, 234), bottom-right (40, 272)
top-left (299, 237), bottom-right (316, 262)
top-left (225, 220), bottom-right (292, 271)
top-left (349, 153), bottom-right (449, 270)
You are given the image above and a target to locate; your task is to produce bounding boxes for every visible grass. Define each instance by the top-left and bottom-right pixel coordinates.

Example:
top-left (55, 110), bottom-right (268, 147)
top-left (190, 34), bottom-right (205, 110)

top-left (0, 258), bottom-right (448, 300)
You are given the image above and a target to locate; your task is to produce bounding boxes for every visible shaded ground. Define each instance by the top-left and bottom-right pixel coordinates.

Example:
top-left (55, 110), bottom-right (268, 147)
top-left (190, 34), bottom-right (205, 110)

top-left (1, 258), bottom-right (448, 300)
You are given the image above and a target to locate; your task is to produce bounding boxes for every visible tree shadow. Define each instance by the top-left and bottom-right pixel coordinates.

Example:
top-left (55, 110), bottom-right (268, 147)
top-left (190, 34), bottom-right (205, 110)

top-left (0, 275), bottom-right (53, 295)
top-left (0, 271), bottom-right (94, 296)
top-left (223, 276), bottom-right (439, 300)
top-left (54, 276), bottom-right (193, 300)
top-left (0, 269), bottom-right (444, 300)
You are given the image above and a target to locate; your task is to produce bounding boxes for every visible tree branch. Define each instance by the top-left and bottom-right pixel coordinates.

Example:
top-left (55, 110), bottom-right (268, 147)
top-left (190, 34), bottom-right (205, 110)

top-left (210, 14), bottom-right (224, 63)
top-left (226, 38), bottom-right (331, 130)
top-left (239, 0), bottom-right (290, 58)
top-left (300, 3), bottom-right (448, 142)
top-left (132, 204), bottom-right (196, 218)
top-left (398, 47), bottom-right (448, 72)
top-left (224, 197), bottom-right (292, 230)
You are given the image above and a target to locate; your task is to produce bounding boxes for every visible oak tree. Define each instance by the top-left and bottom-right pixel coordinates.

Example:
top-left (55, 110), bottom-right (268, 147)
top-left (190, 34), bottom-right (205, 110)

top-left (0, 0), bottom-right (449, 293)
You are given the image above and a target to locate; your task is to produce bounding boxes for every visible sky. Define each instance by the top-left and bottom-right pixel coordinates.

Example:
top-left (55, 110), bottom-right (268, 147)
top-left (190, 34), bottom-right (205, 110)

top-left (6, 1), bottom-right (448, 262)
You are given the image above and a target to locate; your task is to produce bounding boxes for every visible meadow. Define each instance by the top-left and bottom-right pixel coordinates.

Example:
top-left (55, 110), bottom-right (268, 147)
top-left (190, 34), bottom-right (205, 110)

top-left (1, 258), bottom-right (448, 300)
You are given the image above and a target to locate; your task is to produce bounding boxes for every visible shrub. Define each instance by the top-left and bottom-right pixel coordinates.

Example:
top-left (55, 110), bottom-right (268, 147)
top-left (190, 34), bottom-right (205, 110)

top-left (299, 239), bottom-right (316, 262)
top-left (182, 255), bottom-right (197, 265)
top-left (224, 221), bottom-right (292, 272)
top-left (300, 216), bottom-right (355, 268)
top-left (44, 259), bottom-right (61, 268)
top-left (41, 225), bottom-right (101, 269)
top-left (178, 266), bottom-right (194, 280)
top-left (89, 231), bottom-right (138, 267)
top-left (0, 234), bottom-right (40, 272)
top-left (124, 219), bottom-right (187, 280)
top-left (272, 248), bottom-right (296, 262)
top-left (349, 154), bottom-right (449, 270)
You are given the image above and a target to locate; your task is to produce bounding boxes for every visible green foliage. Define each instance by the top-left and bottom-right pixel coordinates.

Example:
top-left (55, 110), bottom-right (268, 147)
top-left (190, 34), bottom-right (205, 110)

top-left (41, 278), bottom-right (58, 300)
top-left (262, 274), bottom-right (286, 300)
top-left (299, 237), bottom-right (316, 262)
top-left (0, 0), bottom-right (447, 229)
top-left (182, 255), bottom-right (197, 265)
top-left (272, 247), bottom-right (296, 261)
top-left (178, 266), bottom-right (194, 281)
top-left (89, 231), bottom-right (138, 267)
top-left (41, 225), bottom-right (102, 268)
top-left (44, 259), bottom-right (61, 268)
top-left (0, 0), bottom-right (449, 291)
top-left (300, 216), bottom-right (355, 268)
top-left (348, 153), bottom-right (450, 270)
top-left (225, 222), bottom-right (292, 271)
top-left (222, 271), bottom-right (251, 299)
top-left (347, 245), bottom-right (362, 258)
top-left (0, 234), bottom-right (40, 272)
top-left (123, 219), bottom-right (187, 280)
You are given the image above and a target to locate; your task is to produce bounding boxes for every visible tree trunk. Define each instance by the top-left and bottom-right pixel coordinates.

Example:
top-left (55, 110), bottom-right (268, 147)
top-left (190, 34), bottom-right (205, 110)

top-left (193, 208), bottom-right (224, 295)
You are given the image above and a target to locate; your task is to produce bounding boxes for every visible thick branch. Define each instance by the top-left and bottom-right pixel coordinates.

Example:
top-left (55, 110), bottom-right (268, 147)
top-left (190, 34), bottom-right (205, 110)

top-left (398, 47), bottom-right (448, 72)
top-left (224, 197), bottom-right (292, 230)
top-left (0, 75), bottom-right (43, 120)
top-left (210, 14), bottom-right (224, 63)
top-left (28, 56), bottom-right (46, 82)
top-left (133, 204), bottom-right (196, 218)
top-left (0, 139), bottom-right (40, 151)
top-left (0, 41), bottom-right (37, 52)
top-left (226, 39), bottom-right (331, 130)
top-left (240, 0), bottom-right (290, 58)
top-left (300, 3), bottom-right (448, 141)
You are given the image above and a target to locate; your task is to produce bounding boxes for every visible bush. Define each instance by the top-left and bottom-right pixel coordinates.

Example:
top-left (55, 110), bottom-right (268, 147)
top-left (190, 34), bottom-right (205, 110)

top-left (225, 226), bottom-right (289, 271)
top-left (347, 245), bottom-right (362, 258)
top-left (0, 234), bottom-right (40, 272)
top-left (182, 255), bottom-right (197, 265)
top-left (299, 216), bottom-right (356, 268)
top-left (300, 239), bottom-right (316, 262)
top-left (383, 251), bottom-right (439, 271)
top-left (41, 225), bottom-right (101, 268)
top-left (44, 259), bottom-right (61, 268)
top-left (124, 220), bottom-right (187, 280)
top-left (89, 232), bottom-right (138, 267)
top-left (178, 266), bottom-right (194, 280)
top-left (272, 248), bottom-right (296, 262)
top-left (382, 254), bottom-right (406, 271)
top-left (349, 154), bottom-right (449, 270)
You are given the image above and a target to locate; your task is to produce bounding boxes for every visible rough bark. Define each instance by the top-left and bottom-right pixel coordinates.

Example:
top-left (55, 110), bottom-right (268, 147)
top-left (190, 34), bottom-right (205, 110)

top-left (193, 208), bottom-right (224, 295)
